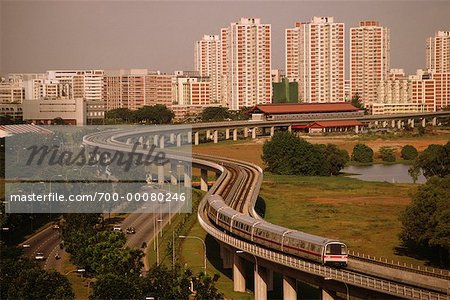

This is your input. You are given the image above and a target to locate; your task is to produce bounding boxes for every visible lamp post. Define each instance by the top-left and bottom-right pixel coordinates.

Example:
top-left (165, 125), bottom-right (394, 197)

top-left (324, 277), bottom-right (349, 300)
top-left (156, 219), bottom-right (163, 265)
top-left (65, 268), bottom-right (85, 276)
top-left (179, 235), bottom-right (206, 273)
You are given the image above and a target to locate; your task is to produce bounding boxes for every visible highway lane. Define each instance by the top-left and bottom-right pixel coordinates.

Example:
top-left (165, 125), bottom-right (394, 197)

top-left (20, 225), bottom-right (64, 272)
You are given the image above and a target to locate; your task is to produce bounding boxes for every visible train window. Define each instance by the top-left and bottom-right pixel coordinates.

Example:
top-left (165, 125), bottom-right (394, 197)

top-left (327, 244), bottom-right (343, 255)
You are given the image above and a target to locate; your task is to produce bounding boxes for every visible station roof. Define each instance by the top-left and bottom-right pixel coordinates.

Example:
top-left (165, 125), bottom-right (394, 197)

top-left (247, 103), bottom-right (360, 115)
top-left (292, 120), bottom-right (364, 129)
top-left (0, 124), bottom-right (53, 137)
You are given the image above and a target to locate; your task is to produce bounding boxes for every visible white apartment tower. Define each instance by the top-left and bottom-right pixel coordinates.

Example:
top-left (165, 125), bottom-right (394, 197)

top-left (194, 35), bottom-right (221, 105)
top-left (350, 21), bottom-right (390, 107)
top-left (426, 31), bottom-right (450, 73)
top-left (286, 17), bottom-right (345, 103)
top-left (221, 18), bottom-right (272, 110)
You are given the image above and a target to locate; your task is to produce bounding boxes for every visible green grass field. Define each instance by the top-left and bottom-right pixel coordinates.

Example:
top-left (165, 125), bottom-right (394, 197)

top-left (259, 174), bottom-right (426, 265)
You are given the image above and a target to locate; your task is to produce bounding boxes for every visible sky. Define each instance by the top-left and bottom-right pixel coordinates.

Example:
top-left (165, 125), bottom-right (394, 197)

top-left (1, 1), bottom-right (449, 76)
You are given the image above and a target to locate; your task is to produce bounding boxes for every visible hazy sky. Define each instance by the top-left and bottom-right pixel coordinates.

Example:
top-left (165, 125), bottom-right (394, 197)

top-left (1, 1), bottom-right (449, 76)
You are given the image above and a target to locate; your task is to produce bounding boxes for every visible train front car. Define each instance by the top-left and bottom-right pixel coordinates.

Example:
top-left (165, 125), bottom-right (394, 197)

top-left (323, 242), bottom-right (348, 267)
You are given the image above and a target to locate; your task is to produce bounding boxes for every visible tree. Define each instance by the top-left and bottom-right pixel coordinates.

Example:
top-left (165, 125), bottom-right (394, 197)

top-left (193, 272), bottom-right (223, 300)
top-left (89, 274), bottom-right (143, 300)
top-left (201, 107), bottom-right (231, 122)
top-left (401, 145), bottom-right (418, 160)
top-left (351, 143), bottom-right (374, 163)
top-left (351, 93), bottom-right (365, 110)
top-left (106, 108), bottom-right (134, 123)
top-left (410, 142), bottom-right (450, 178)
top-left (134, 105), bottom-right (174, 124)
top-left (1, 245), bottom-right (74, 299)
top-left (141, 265), bottom-right (192, 300)
top-left (379, 146), bottom-right (396, 162)
top-left (399, 175), bottom-right (450, 266)
top-left (52, 117), bottom-right (65, 125)
top-left (262, 132), bottom-right (348, 176)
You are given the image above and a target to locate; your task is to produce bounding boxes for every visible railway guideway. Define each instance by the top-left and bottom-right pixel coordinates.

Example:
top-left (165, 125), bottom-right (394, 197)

top-left (83, 128), bottom-right (450, 300)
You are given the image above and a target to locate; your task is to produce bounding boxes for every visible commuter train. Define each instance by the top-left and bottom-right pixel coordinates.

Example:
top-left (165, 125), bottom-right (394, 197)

top-left (206, 195), bottom-right (348, 266)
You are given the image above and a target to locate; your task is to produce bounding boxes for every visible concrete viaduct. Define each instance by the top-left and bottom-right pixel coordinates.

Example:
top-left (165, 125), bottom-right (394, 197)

top-left (83, 111), bottom-right (450, 300)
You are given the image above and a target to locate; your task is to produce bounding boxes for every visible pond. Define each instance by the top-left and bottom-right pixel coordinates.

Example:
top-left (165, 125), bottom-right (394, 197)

top-left (342, 164), bottom-right (426, 184)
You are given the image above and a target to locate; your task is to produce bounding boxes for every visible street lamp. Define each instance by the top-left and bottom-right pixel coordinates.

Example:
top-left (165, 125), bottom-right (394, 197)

top-left (324, 277), bottom-right (349, 300)
top-left (179, 235), bottom-right (207, 273)
top-left (156, 219), bottom-right (163, 265)
top-left (65, 268), bottom-right (85, 276)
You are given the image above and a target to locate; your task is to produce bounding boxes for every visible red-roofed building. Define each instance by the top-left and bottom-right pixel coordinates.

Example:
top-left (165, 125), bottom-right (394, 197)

top-left (247, 103), bottom-right (363, 121)
top-left (292, 120), bottom-right (365, 134)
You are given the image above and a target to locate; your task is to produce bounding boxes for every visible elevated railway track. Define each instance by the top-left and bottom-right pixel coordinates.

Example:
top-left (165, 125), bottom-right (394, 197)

top-left (83, 123), bottom-right (449, 300)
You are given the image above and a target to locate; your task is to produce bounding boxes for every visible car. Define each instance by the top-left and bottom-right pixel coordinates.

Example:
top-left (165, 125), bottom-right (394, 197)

top-left (35, 252), bottom-right (45, 260)
top-left (53, 224), bottom-right (60, 230)
top-left (22, 244), bottom-right (31, 248)
top-left (126, 227), bottom-right (136, 234)
top-left (113, 225), bottom-right (122, 232)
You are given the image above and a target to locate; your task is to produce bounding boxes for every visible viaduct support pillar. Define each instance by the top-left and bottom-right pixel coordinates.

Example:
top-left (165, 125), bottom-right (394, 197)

top-left (187, 131), bottom-right (192, 144)
top-left (233, 129), bottom-right (238, 141)
top-left (267, 269), bottom-right (273, 291)
top-left (126, 138), bottom-right (133, 145)
top-left (233, 254), bottom-right (246, 292)
top-left (176, 134), bottom-right (182, 147)
top-left (159, 135), bottom-right (165, 149)
top-left (321, 289), bottom-right (337, 300)
top-left (153, 135), bottom-right (159, 147)
top-left (410, 118), bottom-right (415, 128)
top-left (254, 266), bottom-right (267, 300)
top-left (283, 275), bottom-right (297, 300)
top-left (194, 132), bottom-right (199, 145)
top-left (288, 125), bottom-right (292, 133)
top-left (220, 245), bottom-right (233, 269)
top-left (397, 120), bottom-right (402, 129)
top-left (206, 130), bottom-right (211, 140)
top-left (252, 127), bottom-right (257, 139)
top-left (391, 120), bottom-right (396, 128)
top-left (183, 164), bottom-right (191, 188)
top-left (244, 127), bottom-right (249, 138)
top-left (213, 130), bottom-right (218, 144)
top-left (170, 133), bottom-right (175, 144)
top-left (355, 125), bottom-right (359, 134)
top-left (225, 128), bottom-right (230, 140)
top-left (158, 164), bottom-right (164, 185)
top-left (270, 126), bottom-right (275, 137)
top-left (200, 169), bottom-right (208, 191)
top-left (432, 117), bottom-right (437, 126)
top-left (170, 162), bottom-right (177, 185)
top-left (422, 118), bottom-right (426, 127)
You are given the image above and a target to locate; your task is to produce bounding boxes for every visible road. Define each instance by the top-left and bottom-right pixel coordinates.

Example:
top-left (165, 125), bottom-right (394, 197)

top-left (20, 225), bottom-right (64, 271)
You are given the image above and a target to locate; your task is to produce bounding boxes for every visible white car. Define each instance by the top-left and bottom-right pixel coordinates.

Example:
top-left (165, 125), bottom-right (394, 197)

top-left (113, 225), bottom-right (122, 232)
top-left (35, 252), bottom-right (45, 260)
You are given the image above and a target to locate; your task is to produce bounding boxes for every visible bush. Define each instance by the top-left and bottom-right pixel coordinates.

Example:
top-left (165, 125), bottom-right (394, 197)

top-left (351, 143), bottom-right (374, 163)
top-left (262, 132), bottom-right (348, 176)
top-left (401, 145), bottom-right (418, 160)
top-left (379, 146), bottom-right (396, 162)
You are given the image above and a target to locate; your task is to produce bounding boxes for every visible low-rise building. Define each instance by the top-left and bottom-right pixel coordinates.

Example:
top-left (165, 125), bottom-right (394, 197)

top-left (22, 98), bottom-right (86, 125)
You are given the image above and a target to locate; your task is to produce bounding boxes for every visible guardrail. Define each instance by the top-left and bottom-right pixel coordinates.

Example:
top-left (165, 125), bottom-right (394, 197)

top-left (349, 251), bottom-right (450, 280)
top-left (198, 208), bottom-right (448, 300)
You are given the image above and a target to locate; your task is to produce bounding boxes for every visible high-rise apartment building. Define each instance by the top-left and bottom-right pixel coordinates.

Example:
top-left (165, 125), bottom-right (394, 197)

top-left (195, 35), bottom-right (221, 105)
top-left (221, 18), bottom-right (272, 110)
top-left (426, 31), bottom-right (450, 73)
top-left (350, 21), bottom-right (390, 107)
top-left (286, 17), bottom-right (345, 103)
